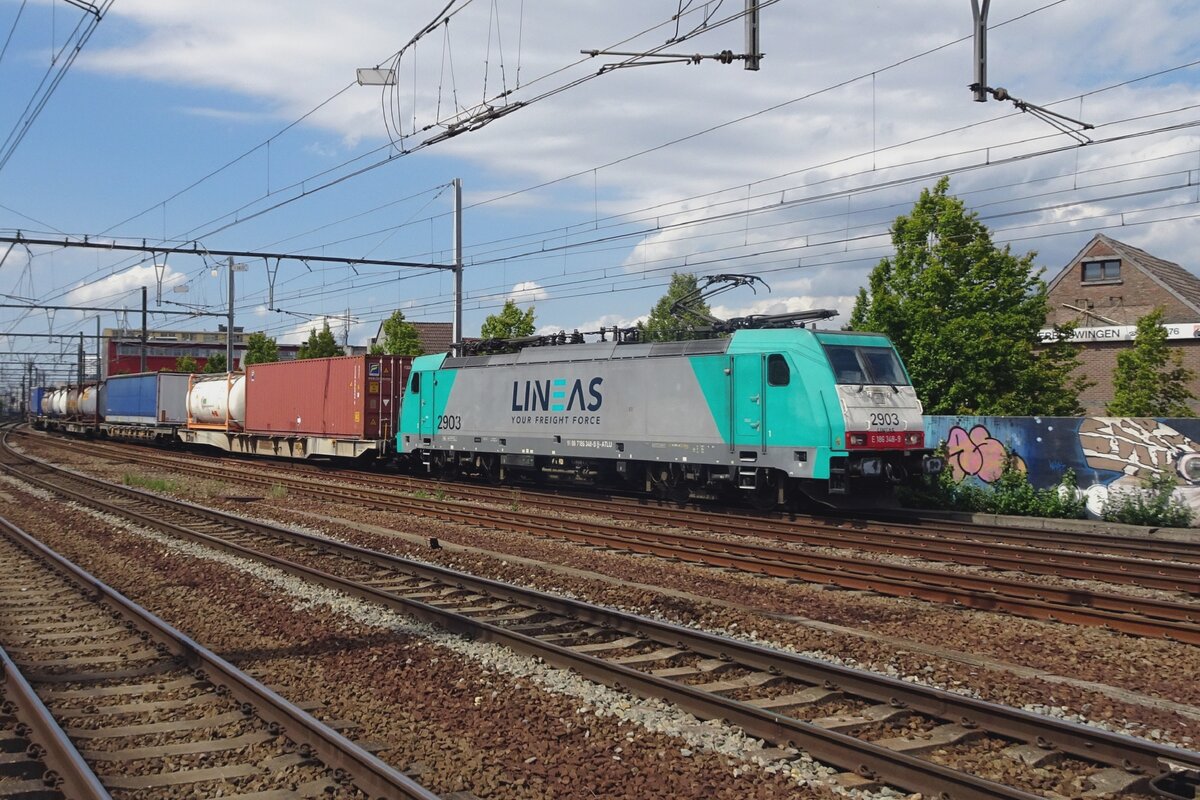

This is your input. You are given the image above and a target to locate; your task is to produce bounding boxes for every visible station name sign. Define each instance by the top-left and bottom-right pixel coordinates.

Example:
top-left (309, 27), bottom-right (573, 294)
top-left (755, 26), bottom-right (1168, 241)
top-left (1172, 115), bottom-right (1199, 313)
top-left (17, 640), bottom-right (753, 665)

top-left (1037, 322), bottom-right (1200, 343)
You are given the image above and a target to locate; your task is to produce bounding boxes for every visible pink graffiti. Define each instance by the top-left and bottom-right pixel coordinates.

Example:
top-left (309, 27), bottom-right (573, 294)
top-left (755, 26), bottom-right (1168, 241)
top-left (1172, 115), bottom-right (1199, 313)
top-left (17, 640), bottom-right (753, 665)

top-left (945, 424), bottom-right (1022, 483)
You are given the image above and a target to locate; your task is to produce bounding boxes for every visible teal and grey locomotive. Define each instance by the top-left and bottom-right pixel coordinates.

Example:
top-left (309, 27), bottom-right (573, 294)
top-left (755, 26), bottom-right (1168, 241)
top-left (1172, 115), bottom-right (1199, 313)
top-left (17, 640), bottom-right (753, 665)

top-left (396, 328), bottom-right (943, 508)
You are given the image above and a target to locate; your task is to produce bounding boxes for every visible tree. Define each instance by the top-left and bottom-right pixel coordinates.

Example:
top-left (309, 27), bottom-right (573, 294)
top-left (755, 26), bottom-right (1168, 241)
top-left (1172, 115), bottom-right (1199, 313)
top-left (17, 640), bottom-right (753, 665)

top-left (1107, 308), bottom-right (1196, 417)
top-left (174, 355), bottom-right (198, 373)
top-left (641, 272), bottom-right (711, 342)
top-left (481, 299), bottom-right (535, 341)
top-left (243, 332), bottom-right (280, 365)
top-left (296, 322), bottom-right (344, 359)
top-left (849, 177), bottom-right (1087, 415)
top-left (202, 353), bottom-right (227, 373)
top-left (369, 310), bottom-right (424, 356)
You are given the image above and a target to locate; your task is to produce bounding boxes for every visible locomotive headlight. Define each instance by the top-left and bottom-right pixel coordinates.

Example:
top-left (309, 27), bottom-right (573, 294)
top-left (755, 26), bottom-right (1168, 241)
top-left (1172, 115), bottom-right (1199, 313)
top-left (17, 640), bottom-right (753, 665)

top-left (848, 433), bottom-right (867, 447)
top-left (1177, 452), bottom-right (1200, 483)
top-left (905, 431), bottom-right (924, 447)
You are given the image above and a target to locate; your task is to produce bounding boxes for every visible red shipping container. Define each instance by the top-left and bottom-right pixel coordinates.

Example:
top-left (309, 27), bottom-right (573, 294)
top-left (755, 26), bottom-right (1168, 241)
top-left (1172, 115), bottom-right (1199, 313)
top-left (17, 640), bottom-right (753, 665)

top-left (243, 355), bottom-right (411, 439)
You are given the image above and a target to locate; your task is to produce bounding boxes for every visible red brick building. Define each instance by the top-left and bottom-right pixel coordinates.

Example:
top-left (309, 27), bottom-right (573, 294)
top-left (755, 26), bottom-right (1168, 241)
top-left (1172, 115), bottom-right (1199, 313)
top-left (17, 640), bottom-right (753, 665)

top-left (1042, 234), bottom-right (1200, 414)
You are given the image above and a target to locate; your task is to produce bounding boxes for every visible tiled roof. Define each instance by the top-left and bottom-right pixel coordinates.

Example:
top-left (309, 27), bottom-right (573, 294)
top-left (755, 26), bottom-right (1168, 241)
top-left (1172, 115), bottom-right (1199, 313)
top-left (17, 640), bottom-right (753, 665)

top-left (413, 322), bottom-right (453, 354)
top-left (1048, 234), bottom-right (1200, 316)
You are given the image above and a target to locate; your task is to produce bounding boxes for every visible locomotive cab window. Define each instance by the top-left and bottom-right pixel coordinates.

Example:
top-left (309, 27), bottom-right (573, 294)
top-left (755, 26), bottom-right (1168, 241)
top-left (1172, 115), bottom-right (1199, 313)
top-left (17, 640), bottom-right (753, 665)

top-left (767, 354), bottom-right (790, 386)
top-left (410, 372), bottom-right (421, 393)
top-left (822, 344), bottom-right (910, 386)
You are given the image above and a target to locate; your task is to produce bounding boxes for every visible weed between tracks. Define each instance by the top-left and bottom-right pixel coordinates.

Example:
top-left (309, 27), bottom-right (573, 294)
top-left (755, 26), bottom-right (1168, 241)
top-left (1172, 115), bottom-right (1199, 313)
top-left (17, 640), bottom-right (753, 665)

top-left (122, 472), bottom-right (182, 494)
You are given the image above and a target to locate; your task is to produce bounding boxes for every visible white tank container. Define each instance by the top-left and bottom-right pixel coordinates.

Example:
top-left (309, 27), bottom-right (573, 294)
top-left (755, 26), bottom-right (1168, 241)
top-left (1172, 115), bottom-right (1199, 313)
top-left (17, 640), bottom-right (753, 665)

top-left (40, 392), bottom-right (53, 415)
top-left (52, 389), bottom-right (68, 417)
top-left (78, 384), bottom-right (102, 417)
top-left (188, 374), bottom-right (245, 426)
top-left (66, 388), bottom-right (81, 416)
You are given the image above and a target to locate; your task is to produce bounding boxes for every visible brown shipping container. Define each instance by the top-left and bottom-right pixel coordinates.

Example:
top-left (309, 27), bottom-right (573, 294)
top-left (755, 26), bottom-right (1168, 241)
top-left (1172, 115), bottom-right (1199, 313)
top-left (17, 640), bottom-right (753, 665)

top-left (244, 355), bottom-right (411, 439)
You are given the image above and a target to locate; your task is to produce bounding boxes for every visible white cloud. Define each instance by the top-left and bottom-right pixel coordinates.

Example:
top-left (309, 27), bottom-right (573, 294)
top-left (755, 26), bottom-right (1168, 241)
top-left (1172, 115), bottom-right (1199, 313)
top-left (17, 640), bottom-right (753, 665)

top-left (509, 281), bottom-right (548, 302)
top-left (65, 263), bottom-right (186, 306)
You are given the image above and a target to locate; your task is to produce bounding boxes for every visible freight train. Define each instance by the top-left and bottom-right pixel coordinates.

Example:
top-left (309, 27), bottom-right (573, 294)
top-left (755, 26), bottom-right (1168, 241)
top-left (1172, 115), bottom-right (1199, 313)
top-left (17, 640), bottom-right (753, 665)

top-left (27, 329), bottom-right (943, 509)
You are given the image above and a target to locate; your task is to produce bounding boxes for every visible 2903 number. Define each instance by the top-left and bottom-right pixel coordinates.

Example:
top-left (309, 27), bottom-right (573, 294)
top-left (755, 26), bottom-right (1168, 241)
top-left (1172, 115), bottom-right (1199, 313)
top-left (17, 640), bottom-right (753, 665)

top-left (437, 414), bottom-right (462, 430)
top-left (869, 412), bottom-right (900, 427)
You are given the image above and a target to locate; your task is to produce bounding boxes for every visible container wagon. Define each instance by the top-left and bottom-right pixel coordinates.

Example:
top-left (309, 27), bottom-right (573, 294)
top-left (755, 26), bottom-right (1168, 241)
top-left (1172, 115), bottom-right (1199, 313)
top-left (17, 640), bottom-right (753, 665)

top-left (181, 355), bottom-right (411, 460)
top-left (103, 372), bottom-right (192, 442)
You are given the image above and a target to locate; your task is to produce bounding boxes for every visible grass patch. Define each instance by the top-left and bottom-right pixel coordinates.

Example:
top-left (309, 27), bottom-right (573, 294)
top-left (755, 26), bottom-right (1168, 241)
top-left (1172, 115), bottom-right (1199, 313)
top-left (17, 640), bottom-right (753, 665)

top-left (122, 472), bottom-right (181, 494)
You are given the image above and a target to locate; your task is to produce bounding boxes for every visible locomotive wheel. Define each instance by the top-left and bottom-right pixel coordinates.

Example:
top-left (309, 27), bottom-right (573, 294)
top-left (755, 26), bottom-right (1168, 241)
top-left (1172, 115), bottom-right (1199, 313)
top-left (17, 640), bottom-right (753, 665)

top-left (748, 471), bottom-right (779, 511)
top-left (652, 465), bottom-right (690, 505)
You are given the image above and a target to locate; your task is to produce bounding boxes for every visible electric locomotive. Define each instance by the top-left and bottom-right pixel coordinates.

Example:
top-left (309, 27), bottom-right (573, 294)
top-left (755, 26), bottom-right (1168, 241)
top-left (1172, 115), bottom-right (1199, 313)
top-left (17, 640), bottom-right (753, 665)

top-left (396, 322), bottom-right (943, 508)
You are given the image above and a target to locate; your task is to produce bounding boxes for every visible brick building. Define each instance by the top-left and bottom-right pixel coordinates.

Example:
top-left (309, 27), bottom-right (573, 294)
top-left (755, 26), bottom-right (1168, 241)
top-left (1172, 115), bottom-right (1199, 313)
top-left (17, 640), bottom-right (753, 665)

top-left (104, 327), bottom-right (301, 376)
top-left (1042, 234), bottom-right (1200, 414)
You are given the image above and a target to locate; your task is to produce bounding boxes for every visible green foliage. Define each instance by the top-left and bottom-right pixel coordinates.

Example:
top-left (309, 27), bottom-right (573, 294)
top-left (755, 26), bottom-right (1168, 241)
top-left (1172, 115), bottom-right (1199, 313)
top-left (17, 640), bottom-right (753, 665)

top-left (244, 332), bottom-right (280, 365)
top-left (123, 472), bottom-right (181, 493)
top-left (202, 353), bottom-right (227, 374)
top-left (1107, 308), bottom-right (1196, 417)
top-left (297, 322), bottom-right (345, 359)
top-left (1101, 473), bottom-right (1193, 527)
top-left (369, 310), bottom-right (424, 356)
top-left (268, 482), bottom-right (288, 500)
top-left (480, 299), bottom-right (536, 341)
top-left (849, 177), bottom-right (1087, 415)
top-left (641, 272), bottom-right (711, 342)
top-left (901, 451), bottom-right (1086, 520)
top-left (174, 355), bottom-right (199, 373)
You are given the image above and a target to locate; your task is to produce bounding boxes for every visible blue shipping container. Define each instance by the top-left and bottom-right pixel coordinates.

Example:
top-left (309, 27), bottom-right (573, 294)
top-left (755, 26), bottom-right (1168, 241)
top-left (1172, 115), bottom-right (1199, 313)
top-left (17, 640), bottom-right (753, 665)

top-left (29, 387), bottom-right (45, 416)
top-left (104, 372), bottom-right (190, 425)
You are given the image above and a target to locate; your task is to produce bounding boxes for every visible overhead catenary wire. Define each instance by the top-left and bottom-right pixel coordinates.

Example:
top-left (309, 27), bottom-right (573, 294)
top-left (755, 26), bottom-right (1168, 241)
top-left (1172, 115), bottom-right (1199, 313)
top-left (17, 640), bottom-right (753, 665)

top-left (11, 0), bottom-right (1200, 362)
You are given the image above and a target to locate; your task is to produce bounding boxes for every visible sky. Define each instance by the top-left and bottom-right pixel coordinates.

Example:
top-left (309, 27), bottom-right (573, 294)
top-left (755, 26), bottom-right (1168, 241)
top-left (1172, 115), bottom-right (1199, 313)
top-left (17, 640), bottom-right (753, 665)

top-left (1, 0), bottom-right (1199, 390)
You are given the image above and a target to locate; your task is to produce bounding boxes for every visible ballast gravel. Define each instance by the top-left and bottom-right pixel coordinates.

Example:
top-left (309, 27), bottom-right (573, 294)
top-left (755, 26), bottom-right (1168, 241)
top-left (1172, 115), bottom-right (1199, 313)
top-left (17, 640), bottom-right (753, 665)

top-left (15, 439), bottom-right (1200, 755)
top-left (0, 473), bottom-right (843, 799)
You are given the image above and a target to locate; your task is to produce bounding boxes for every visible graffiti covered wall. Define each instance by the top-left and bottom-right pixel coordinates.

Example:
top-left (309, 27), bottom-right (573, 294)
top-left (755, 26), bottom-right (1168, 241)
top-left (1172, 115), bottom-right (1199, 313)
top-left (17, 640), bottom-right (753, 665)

top-left (924, 416), bottom-right (1200, 518)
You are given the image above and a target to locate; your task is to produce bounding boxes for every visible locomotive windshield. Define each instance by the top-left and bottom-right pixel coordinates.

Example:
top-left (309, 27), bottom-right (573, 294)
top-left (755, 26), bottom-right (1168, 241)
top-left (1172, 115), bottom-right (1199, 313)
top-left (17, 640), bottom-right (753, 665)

top-left (822, 344), bottom-right (910, 386)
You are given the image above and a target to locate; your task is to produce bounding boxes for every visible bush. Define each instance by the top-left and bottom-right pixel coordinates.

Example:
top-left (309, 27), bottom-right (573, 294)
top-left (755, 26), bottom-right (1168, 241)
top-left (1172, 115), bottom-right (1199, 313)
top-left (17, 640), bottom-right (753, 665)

top-left (1101, 473), bottom-right (1193, 527)
top-left (900, 449), bottom-right (1086, 520)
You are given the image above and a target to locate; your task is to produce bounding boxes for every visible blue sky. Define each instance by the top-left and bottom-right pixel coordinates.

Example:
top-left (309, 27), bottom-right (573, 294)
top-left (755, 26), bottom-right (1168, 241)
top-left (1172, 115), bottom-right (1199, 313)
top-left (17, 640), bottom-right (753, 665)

top-left (2, 0), bottom-right (1200, 389)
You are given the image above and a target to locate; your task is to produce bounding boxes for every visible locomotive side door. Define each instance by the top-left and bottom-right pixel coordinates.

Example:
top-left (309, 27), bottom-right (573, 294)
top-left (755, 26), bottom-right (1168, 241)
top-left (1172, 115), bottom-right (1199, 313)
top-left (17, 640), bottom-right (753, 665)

top-left (730, 354), bottom-right (765, 452)
top-left (417, 371), bottom-right (436, 441)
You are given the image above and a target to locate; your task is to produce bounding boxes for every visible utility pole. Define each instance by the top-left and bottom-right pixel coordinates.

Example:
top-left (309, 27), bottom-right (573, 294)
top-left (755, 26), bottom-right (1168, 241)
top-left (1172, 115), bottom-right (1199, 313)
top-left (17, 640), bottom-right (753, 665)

top-left (140, 286), bottom-right (148, 372)
top-left (453, 177), bottom-right (463, 350)
top-left (96, 316), bottom-right (102, 380)
top-left (227, 256), bottom-right (235, 371)
top-left (227, 257), bottom-right (247, 371)
top-left (744, 0), bottom-right (761, 71)
top-left (970, 0), bottom-right (991, 102)
top-left (77, 333), bottom-right (84, 387)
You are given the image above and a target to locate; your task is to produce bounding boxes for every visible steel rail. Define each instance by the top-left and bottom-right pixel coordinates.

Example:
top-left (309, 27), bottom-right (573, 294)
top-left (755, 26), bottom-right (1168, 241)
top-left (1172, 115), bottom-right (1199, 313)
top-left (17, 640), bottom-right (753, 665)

top-left (0, 512), bottom-right (442, 800)
top-left (4, 441), bottom-right (1200, 799)
top-left (23, 430), bottom-right (1200, 582)
top-left (0, 645), bottom-right (111, 799)
top-left (37, 440), bottom-right (1199, 643)
top-left (35, 432), bottom-right (1199, 589)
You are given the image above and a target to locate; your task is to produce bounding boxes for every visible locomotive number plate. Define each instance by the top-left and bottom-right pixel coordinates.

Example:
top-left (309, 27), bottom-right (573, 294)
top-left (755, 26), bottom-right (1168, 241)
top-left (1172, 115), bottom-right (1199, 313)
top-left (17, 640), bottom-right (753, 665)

top-left (866, 431), bottom-right (905, 447)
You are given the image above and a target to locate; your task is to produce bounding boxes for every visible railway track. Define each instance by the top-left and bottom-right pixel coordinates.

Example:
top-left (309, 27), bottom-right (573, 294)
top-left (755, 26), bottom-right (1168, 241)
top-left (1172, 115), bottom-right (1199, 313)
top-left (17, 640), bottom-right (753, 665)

top-left (0, 513), bottom-right (440, 799)
top-left (31, 431), bottom-right (1200, 588)
top-left (25, 432), bottom-right (1200, 644)
top-left (4, 431), bottom-right (1200, 800)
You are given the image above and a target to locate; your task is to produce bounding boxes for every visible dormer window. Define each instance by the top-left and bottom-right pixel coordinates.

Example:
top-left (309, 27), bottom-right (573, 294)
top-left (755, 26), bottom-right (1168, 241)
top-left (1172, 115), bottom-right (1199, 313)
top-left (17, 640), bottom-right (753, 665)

top-left (1082, 259), bottom-right (1121, 283)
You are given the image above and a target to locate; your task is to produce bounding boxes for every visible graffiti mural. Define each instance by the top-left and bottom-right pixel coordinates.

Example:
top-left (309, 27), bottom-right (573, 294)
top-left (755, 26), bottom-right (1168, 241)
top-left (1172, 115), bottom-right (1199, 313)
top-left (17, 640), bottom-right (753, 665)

top-left (925, 416), bottom-right (1200, 519)
top-left (944, 424), bottom-right (1025, 483)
